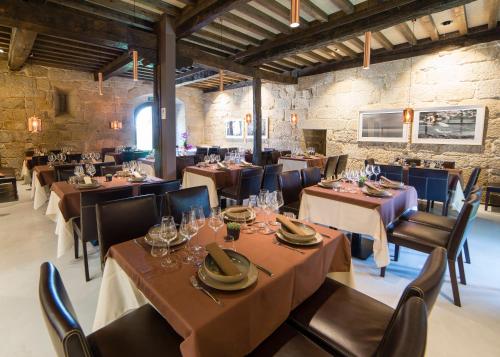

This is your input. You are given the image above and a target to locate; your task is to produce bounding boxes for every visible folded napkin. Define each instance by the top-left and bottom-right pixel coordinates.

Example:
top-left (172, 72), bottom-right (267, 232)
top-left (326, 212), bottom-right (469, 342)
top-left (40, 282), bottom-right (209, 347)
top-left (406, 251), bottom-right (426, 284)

top-left (364, 182), bottom-right (384, 193)
top-left (380, 176), bottom-right (403, 187)
top-left (240, 160), bottom-right (252, 166)
top-left (205, 242), bottom-right (240, 276)
top-left (83, 176), bottom-right (92, 184)
top-left (217, 162), bottom-right (228, 169)
top-left (132, 171), bottom-right (143, 178)
top-left (276, 214), bottom-right (307, 236)
top-left (225, 206), bottom-right (251, 220)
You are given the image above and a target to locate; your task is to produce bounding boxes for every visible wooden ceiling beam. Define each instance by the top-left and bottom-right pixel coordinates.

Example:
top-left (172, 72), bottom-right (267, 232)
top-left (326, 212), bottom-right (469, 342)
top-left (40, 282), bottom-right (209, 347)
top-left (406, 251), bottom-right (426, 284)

top-left (372, 31), bottom-right (394, 50)
top-left (330, 0), bottom-right (355, 14)
top-left (94, 51), bottom-right (133, 80)
top-left (185, 35), bottom-right (239, 54)
top-left (252, 0), bottom-right (309, 27)
top-left (85, 0), bottom-right (162, 21)
top-left (7, 27), bottom-right (37, 71)
top-left (348, 37), bottom-right (365, 52)
top-left (236, 0), bottom-right (477, 66)
top-left (314, 47), bottom-right (340, 61)
top-left (301, 0), bottom-right (329, 22)
top-left (453, 6), bottom-right (469, 35)
top-left (486, 0), bottom-right (499, 29)
top-left (203, 79), bottom-right (252, 93)
top-left (396, 22), bottom-right (417, 45)
top-left (235, 4), bottom-right (292, 34)
top-left (176, 69), bottom-right (219, 86)
top-left (329, 42), bottom-right (357, 58)
top-left (222, 13), bottom-right (276, 39)
top-left (175, 0), bottom-right (252, 38)
top-left (420, 15), bottom-right (439, 41)
top-left (134, 0), bottom-right (181, 14)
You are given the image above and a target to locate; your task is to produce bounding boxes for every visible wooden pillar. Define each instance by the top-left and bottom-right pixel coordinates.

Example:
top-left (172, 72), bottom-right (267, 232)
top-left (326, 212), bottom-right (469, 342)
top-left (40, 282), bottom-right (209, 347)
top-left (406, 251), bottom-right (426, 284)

top-left (157, 14), bottom-right (176, 179)
top-left (152, 65), bottom-right (161, 176)
top-left (252, 78), bottom-right (262, 165)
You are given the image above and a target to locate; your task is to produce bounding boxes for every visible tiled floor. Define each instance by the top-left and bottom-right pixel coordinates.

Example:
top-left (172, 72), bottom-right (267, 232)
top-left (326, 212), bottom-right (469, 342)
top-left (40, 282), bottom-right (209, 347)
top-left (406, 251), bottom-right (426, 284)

top-left (1, 185), bottom-right (499, 356)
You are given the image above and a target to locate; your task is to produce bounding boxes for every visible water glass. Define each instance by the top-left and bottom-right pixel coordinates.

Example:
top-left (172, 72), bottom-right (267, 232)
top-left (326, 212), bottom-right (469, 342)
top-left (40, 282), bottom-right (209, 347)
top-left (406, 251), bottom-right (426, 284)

top-left (373, 165), bottom-right (381, 181)
top-left (207, 207), bottom-right (224, 245)
top-left (179, 211), bottom-right (198, 265)
top-left (160, 216), bottom-right (180, 271)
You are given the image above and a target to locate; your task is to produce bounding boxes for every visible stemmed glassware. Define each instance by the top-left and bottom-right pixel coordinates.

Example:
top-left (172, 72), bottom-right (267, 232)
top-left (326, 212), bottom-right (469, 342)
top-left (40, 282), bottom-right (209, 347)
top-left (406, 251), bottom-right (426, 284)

top-left (94, 152), bottom-right (101, 162)
top-left (48, 153), bottom-right (56, 167)
top-left (208, 207), bottom-right (224, 245)
top-left (179, 211), bottom-right (199, 265)
top-left (190, 206), bottom-right (205, 255)
top-left (204, 155), bottom-right (210, 165)
top-left (58, 152), bottom-right (66, 163)
top-left (365, 164), bottom-right (373, 181)
top-left (372, 165), bottom-right (381, 181)
top-left (85, 163), bottom-right (96, 178)
top-left (242, 195), bottom-right (257, 234)
top-left (74, 165), bottom-right (84, 178)
top-left (160, 216), bottom-right (180, 271)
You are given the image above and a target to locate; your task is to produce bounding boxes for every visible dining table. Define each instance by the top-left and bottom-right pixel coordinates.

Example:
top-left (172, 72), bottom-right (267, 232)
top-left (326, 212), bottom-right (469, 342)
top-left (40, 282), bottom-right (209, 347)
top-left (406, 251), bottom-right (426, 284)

top-left (93, 213), bottom-right (351, 357)
top-left (299, 182), bottom-right (418, 268)
top-left (45, 175), bottom-right (165, 258)
top-left (31, 165), bottom-right (56, 209)
top-left (278, 155), bottom-right (328, 172)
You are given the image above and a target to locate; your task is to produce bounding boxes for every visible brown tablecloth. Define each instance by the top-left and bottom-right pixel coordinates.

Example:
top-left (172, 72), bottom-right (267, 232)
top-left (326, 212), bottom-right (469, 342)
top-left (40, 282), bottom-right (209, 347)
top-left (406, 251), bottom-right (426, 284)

top-left (108, 214), bottom-right (351, 357)
top-left (280, 156), bottom-right (328, 168)
top-left (185, 165), bottom-right (248, 189)
top-left (401, 166), bottom-right (463, 190)
top-left (51, 176), bottom-right (165, 221)
top-left (34, 165), bottom-right (55, 187)
top-left (304, 183), bottom-right (418, 226)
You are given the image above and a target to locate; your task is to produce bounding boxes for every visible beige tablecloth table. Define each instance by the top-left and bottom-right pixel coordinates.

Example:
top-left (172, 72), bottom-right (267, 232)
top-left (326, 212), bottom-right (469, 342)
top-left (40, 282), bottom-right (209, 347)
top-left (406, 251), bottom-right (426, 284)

top-left (93, 219), bottom-right (351, 357)
top-left (278, 156), bottom-right (327, 172)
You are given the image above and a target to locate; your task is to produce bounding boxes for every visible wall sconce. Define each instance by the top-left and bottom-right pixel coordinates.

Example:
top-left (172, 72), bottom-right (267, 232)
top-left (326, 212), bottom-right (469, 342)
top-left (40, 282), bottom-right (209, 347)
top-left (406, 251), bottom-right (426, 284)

top-left (290, 0), bottom-right (300, 28)
top-left (403, 107), bottom-right (414, 124)
top-left (28, 115), bottom-right (42, 133)
top-left (110, 120), bottom-right (122, 130)
top-left (244, 113), bottom-right (252, 125)
top-left (290, 113), bottom-right (299, 127)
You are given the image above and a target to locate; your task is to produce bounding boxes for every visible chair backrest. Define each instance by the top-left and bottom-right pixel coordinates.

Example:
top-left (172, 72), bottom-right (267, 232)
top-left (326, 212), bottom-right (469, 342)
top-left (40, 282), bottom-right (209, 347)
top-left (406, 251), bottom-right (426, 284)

top-left (271, 150), bottom-right (281, 164)
top-left (132, 151), bottom-right (149, 160)
top-left (262, 164), bottom-right (283, 192)
top-left (261, 151), bottom-right (272, 166)
top-left (32, 155), bottom-right (48, 167)
top-left (196, 147), bottom-right (208, 156)
top-left (176, 156), bottom-right (195, 180)
top-left (364, 158), bottom-right (375, 166)
top-left (402, 247), bottom-right (447, 314)
top-left (324, 156), bottom-right (339, 178)
top-left (25, 149), bottom-right (35, 157)
top-left (101, 165), bottom-right (122, 176)
top-left (405, 158), bottom-right (422, 166)
top-left (80, 187), bottom-right (135, 245)
top-left (39, 262), bottom-right (92, 357)
top-left (94, 162), bottom-right (117, 177)
top-left (140, 180), bottom-right (181, 216)
top-left (165, 186), bottom-right (211, 224)
top-left (218, 148), bottom-right (228, 159)
top-left (280, 150), bottom-right (291, 156)
top-left (463, 167), bottom-right (481, 198)
top-left (447, 193), bottom-right (481, 260)
top-left (379, 164), bottom-right (404, 182)
top-left (121, 151), bottom-right (134, 163)
top-left (55, 164), bottom-right (77, 182)
top-left (101, 147), bottom-right (115, 160)
top-left (66, 154), bottom-right (82, 163)
top-left (208, 147), bottom-right (219, 155)
top-left (335, 154), bottom-right (348, 177)
top-left (278, 170), bottom-right (303, 205)
top-left (236, 167), bottom-right (264, 199)
top-left (441, 161), bottom-right (455, 169)
top-left (408, 168), bottom-right (449, 201)
top-left (301, 167), bottom-right (321, 188)
top-left (50, 149), bottom-right (62, 155)
top-left (376, 297), bottom-right (427, 357)
top-left (96, 195), bottom-right (158, 264)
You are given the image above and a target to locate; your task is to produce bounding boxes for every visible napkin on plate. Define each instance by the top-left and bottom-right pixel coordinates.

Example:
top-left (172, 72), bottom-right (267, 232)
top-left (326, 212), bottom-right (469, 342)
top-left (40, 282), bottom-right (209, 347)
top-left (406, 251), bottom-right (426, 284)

top-left (205, 242), bottom-right (240, 276)
top-left (225, 206), bottom-right (251, 220)
top-left (240, 160), bottom-right (252, 166)
top-left (380, 176), bottom-right (403, 187)
top-left (132, 171), bottom-right (143, 178)
top-left (364, 182), bottom-right (385, 193)
top-left (83, 176), bottom-right (92, 184)
top-left (217, 162), bottom-right (228, 170)
top-left (276, 214), bottom-right (308, 236)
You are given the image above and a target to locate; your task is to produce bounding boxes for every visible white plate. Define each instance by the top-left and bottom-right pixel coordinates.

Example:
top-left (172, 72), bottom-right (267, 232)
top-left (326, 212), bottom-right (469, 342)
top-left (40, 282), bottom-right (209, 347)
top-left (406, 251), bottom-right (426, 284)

top-left (75, 183), bottom-right (101, 189)
top-left (361, 187), bottom-right (393, 197)
top-left (144, 226), bottom-right (187, 248)
top-left (223, 208), bottom-right (256, 223)
top-left (203, 249), bottom-right (250, 284)
top-left (276, 231), bottom-right (323, 246)
top-left (198, 262), bottom-right (258, 291)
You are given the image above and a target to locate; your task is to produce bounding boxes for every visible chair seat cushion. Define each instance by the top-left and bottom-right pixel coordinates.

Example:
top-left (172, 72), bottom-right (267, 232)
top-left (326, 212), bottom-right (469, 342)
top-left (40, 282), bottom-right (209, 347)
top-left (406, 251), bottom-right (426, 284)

top-left (249, 323), bottom-right (331, 357)
top-left (389, 221), bottom-right (450, 252)
top-left (289, 278), bottom-right (394, 357)
top-left (87, 304), bottom-right (182, 357)
top-left (221, 185), bottom-right (238, 199)
top-left (402, 210), bottom-right (455, 232)
top-left (281, 201), bottom-right (300, 215)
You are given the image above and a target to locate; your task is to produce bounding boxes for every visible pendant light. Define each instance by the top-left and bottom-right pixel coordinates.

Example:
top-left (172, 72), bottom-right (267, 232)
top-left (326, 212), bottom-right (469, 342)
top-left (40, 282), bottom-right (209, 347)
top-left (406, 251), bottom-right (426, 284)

top-left (132, 0), bottom-right (139, 81)
top-left (244, 113), bottom-right (252, 125)
top-left (98, 72), bottom-right (104, 95)
top-left (28, 56), bottom-right (41, 133)
top-left (290, 0), bottom-right (300, 28)
top-left (403, 19), bottom-right (416, 125)
top-left (363, 31), bottom-right (371, 69)
top-left (290, 113), bottom-right (299, 127)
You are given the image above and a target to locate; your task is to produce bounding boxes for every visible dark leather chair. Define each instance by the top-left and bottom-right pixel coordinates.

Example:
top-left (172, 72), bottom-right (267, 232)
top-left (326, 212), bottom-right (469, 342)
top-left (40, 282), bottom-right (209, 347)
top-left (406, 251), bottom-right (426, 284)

top-left (408, 168), bottom-right (450, 215)
top-left (218, 148), bottom-right (228, 159)
top-left (301, 167), bottom-right (321, 188)
top-left (176, 156), bottom-right (195, 180)
top-left (261, 164), bottom-right (283, 192)
top-left (271, 150), bottom-right (281, 164)
top-left (323, 156), bottom-right (339, 178)
top-left (463, 167), bottom-right (481, 198)
top-left (221, 167), bottom-right (264, 205)
top-left (405, 158), bottom-right (422, 166)
top-left (335, 154), bottom-right (348, 177)
top-left (54, 164), bottom-right (77, 182)
top-left (196, 146), bottom-right (208, 156)
top-left (25, 149), bottom-right (35, 157)
top-left (65, 153), bottom-right (82, 163)
top-left (101, 147), bottom-right (115, 161)
top-left (384, 194), bottom-right (481, 306)
top-left (378, 164), bottom-right (404, 182)
top-left (364, 158), bottom-right (375, 166)
top-left (50, 149), bottom-right (62, 155)
top-left (289, 249), bottom-right (443, 357)
top-left (31, 155), bottom-right (48, 167)
top-left (132, 151), bottom-right (149, 160)
top-left (278, 170), bottom-right (303, 216)
top-left (94, 162), bottom-right (118, 177)
top-left (442, 161), bottom-right (456, 169)
top-left (96, 195), bottom-right (158, 269)
top-left (208, 146), bottom-right (220, 155)
top-left (39, 262), bottom-right (182, 357)
top-left (140, 180), bottom-right (181, 216)
top-left (122, 151), bottom-right (134, 163)
top-left (73, 187), bottom-right (134, 281)
top-left (101, 165), bottom-right (122, 176)
top-left (165, 186), bottom-right (211, 225)
top-left (261, 151), bottom-right (273, 166)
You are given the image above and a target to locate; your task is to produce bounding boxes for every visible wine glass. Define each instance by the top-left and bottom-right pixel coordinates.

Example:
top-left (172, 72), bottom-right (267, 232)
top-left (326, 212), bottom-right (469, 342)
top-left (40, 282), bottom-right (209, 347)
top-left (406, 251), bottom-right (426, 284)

top-left (94, 152), bottom-right (101, 162)
top-left (179, 211), bottom-right (198, 265)
top-left (160, 216), bottom-right (180, 271)
top-left (207, 207), bottom-right (224, 245)
top-left (191, 206), bottom-right (205, 254)
top-left (373, 165), bottom-right (381, 181)
top-left (48, 153), bottom-right (56, 167)
top-left (86, 163), bottom-right (96, 178)
top-left (242, 195), bottom-right (258, 234)
top-left (204, 155), bottom-right (210, 165)
top-left (365, 164), bottom-right (373, 181)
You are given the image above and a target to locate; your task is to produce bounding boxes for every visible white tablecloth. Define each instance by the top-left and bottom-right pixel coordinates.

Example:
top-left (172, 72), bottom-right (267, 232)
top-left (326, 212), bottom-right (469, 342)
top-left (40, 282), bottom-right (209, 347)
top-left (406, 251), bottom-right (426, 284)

top-left (278, 158), bottom-right (308, 172)
top-left (104, 155), bottom-right (116, 163)
top-left (46, 191), bottom-right (74, 258)
top-left (182, 170), bottom-right (219, 207)
top-left (450, 180), bottom-right (465, 212)
top-left (31, 171), bottom-right (49, 209)
top-left (299, 188), bottom-right (418, 268)
top-left (138, 162), bottom-right (155, 177)
top-left (21, 160), bottom-right (31, 184)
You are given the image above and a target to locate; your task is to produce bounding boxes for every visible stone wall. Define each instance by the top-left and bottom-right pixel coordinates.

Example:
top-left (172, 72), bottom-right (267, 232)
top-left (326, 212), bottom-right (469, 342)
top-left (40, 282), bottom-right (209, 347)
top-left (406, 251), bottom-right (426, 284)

top-left (203, 40), bottom-right (500, 185)
top-left (0, 60), bottom-right (203, 176)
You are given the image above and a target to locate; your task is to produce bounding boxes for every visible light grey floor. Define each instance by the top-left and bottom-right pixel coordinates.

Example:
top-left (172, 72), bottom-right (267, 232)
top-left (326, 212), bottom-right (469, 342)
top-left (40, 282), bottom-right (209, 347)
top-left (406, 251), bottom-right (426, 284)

top-left (1, 186), bottom-right (499, 356)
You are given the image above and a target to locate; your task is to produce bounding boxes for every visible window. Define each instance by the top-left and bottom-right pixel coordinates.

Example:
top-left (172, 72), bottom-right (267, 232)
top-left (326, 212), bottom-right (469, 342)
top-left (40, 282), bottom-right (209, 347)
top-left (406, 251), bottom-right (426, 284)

top-left (135, 104), bottom-right (153, 151)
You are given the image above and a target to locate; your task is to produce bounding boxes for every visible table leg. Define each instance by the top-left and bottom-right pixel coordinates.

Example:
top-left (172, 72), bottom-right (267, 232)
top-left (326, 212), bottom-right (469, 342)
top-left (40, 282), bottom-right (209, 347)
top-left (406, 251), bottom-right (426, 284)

top-left (485, 190), bottom-right (490, 211)
top-left (350, 233), bottom-right (374, 260)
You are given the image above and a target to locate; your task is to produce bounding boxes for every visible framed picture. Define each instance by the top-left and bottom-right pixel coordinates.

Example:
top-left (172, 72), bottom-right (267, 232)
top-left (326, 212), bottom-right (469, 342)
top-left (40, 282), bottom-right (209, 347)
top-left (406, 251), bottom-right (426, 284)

top-left (358, 110), bottom-right (408, 142)
top-left (246, 117), bottom-right (268, 139)
top-left (412, 106), bottom-right (486, 145)
top-left (225, 120), bottom-right (243, 139)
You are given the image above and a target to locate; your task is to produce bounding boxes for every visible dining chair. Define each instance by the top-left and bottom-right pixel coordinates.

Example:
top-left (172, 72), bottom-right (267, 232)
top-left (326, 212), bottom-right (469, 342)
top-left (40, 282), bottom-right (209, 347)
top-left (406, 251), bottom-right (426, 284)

top-left (301, 167), bottom-right (321, 188)
top-left (278, 170), bottom-right (303, 216)
top-left (24, 149), bottom-right (35, 157)
top-left (65, 153), bottom-right (82, 163)
top-left (165, 186), bottom-right (211, 225)
top-left (208, 146), bottom-right (220, 155)
top-left (221, 167), bottom-right (264, 206)
top-left (442, 161), bottom-right (456, 169)
top-left (73, 187), bottom-right (134, 281)
top-left (50, 149), bottom-right (62, 155)
top-left (96, 195), bottom-right (159, 269)
top-left (54, 164), bottom-right (77, 182)
top-left (408, 168), bottom-right (450, 215)
top-left (463, 167), bottom-right (481, 198)
top-left (31, 155), bottom-right (48, 167)
top-left (261, 151), bottom-right (273, 166)
top-left (323, 156), bottom-right (339, 178)
top-left (280, 150), bottom-right (292, 157)
top-left (405, 158), bottom-right (422, 166)
top-left (378, 164), bottom-right (404, 182)
top-left (101, 165), bottom-right (122, 176)
top-left (39, 262), bottom-right (182, 357)
top-left (176, 155), bottom-right (195, 180)
top-left (140, 180), bottom-right (181, 216)
top-left (94, 162), bottom-right (118, 177)
top-left (122, 151), bottom-right (134, 162)
top-left (334, 154), bottom-right (348, 177)
top-left (261, 164), bottom-right (283, 192)
top-left (101, 147), bottom-right (115, 161)
top-left (218, 148), bottom-right (228, 159)
top-left (196, 146), bottom-right (208, 156)
top-left (271, 150), bottom-right (281, 164)
top-left (364, 158), bottom-right (375, 166)
top-left (383, 194), bottom-right (481, 306)
top-left (288, 248), bottom-right (444, 357)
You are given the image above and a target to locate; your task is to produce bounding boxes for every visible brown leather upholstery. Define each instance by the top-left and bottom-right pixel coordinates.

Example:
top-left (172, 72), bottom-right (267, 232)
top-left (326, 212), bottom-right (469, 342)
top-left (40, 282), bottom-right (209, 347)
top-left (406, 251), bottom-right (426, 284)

top-left (301, 167), bottom-right (321, 188)
top-left (55, 164), bottom-right (78, 182)
top-left (323, 156), bottom-right (339, 178)
top-left (278, 171), bottom-right (302, 216)
top-left (262, 164), bottom-right (283, 192)
top-left (248, 323), bottom-right (331, 357)
top-left (96, 195), bottom-right (158, 265)
top-left (221, 167), bottom-right (263, 205)
top-left (139, 180), bottom-right (181, 216)
top-left (402, 211), bottom-right (455, 232)
top-left (390, 222), bottom-right (450, 253)
top-left (165, 186), bottom-right (211, 225)
top-left (39, 262), bottom-right (182, 357)
top-left (463, 167), bottom-right (480, 198)
top-left (335, 154), bottom-right (348, 177)
top-left (100, 165), bottom-right (122, 176)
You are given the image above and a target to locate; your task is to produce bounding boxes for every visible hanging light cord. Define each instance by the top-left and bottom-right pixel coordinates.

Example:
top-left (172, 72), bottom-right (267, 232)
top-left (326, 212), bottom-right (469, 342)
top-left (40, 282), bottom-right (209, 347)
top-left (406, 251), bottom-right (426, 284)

top-left (408, 19), bottom-right (416, 107)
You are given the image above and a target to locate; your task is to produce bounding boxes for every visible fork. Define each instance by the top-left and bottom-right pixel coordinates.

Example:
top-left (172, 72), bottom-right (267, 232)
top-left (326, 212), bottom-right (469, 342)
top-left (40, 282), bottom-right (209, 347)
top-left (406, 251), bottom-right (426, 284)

top-left (190, 276), bottom-right (223, 306)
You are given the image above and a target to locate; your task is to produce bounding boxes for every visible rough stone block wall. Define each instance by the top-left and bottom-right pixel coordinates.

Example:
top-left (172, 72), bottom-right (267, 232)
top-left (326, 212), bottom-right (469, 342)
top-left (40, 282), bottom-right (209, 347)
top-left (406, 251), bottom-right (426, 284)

top-left (202, 41), bottom-right (500, 186)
